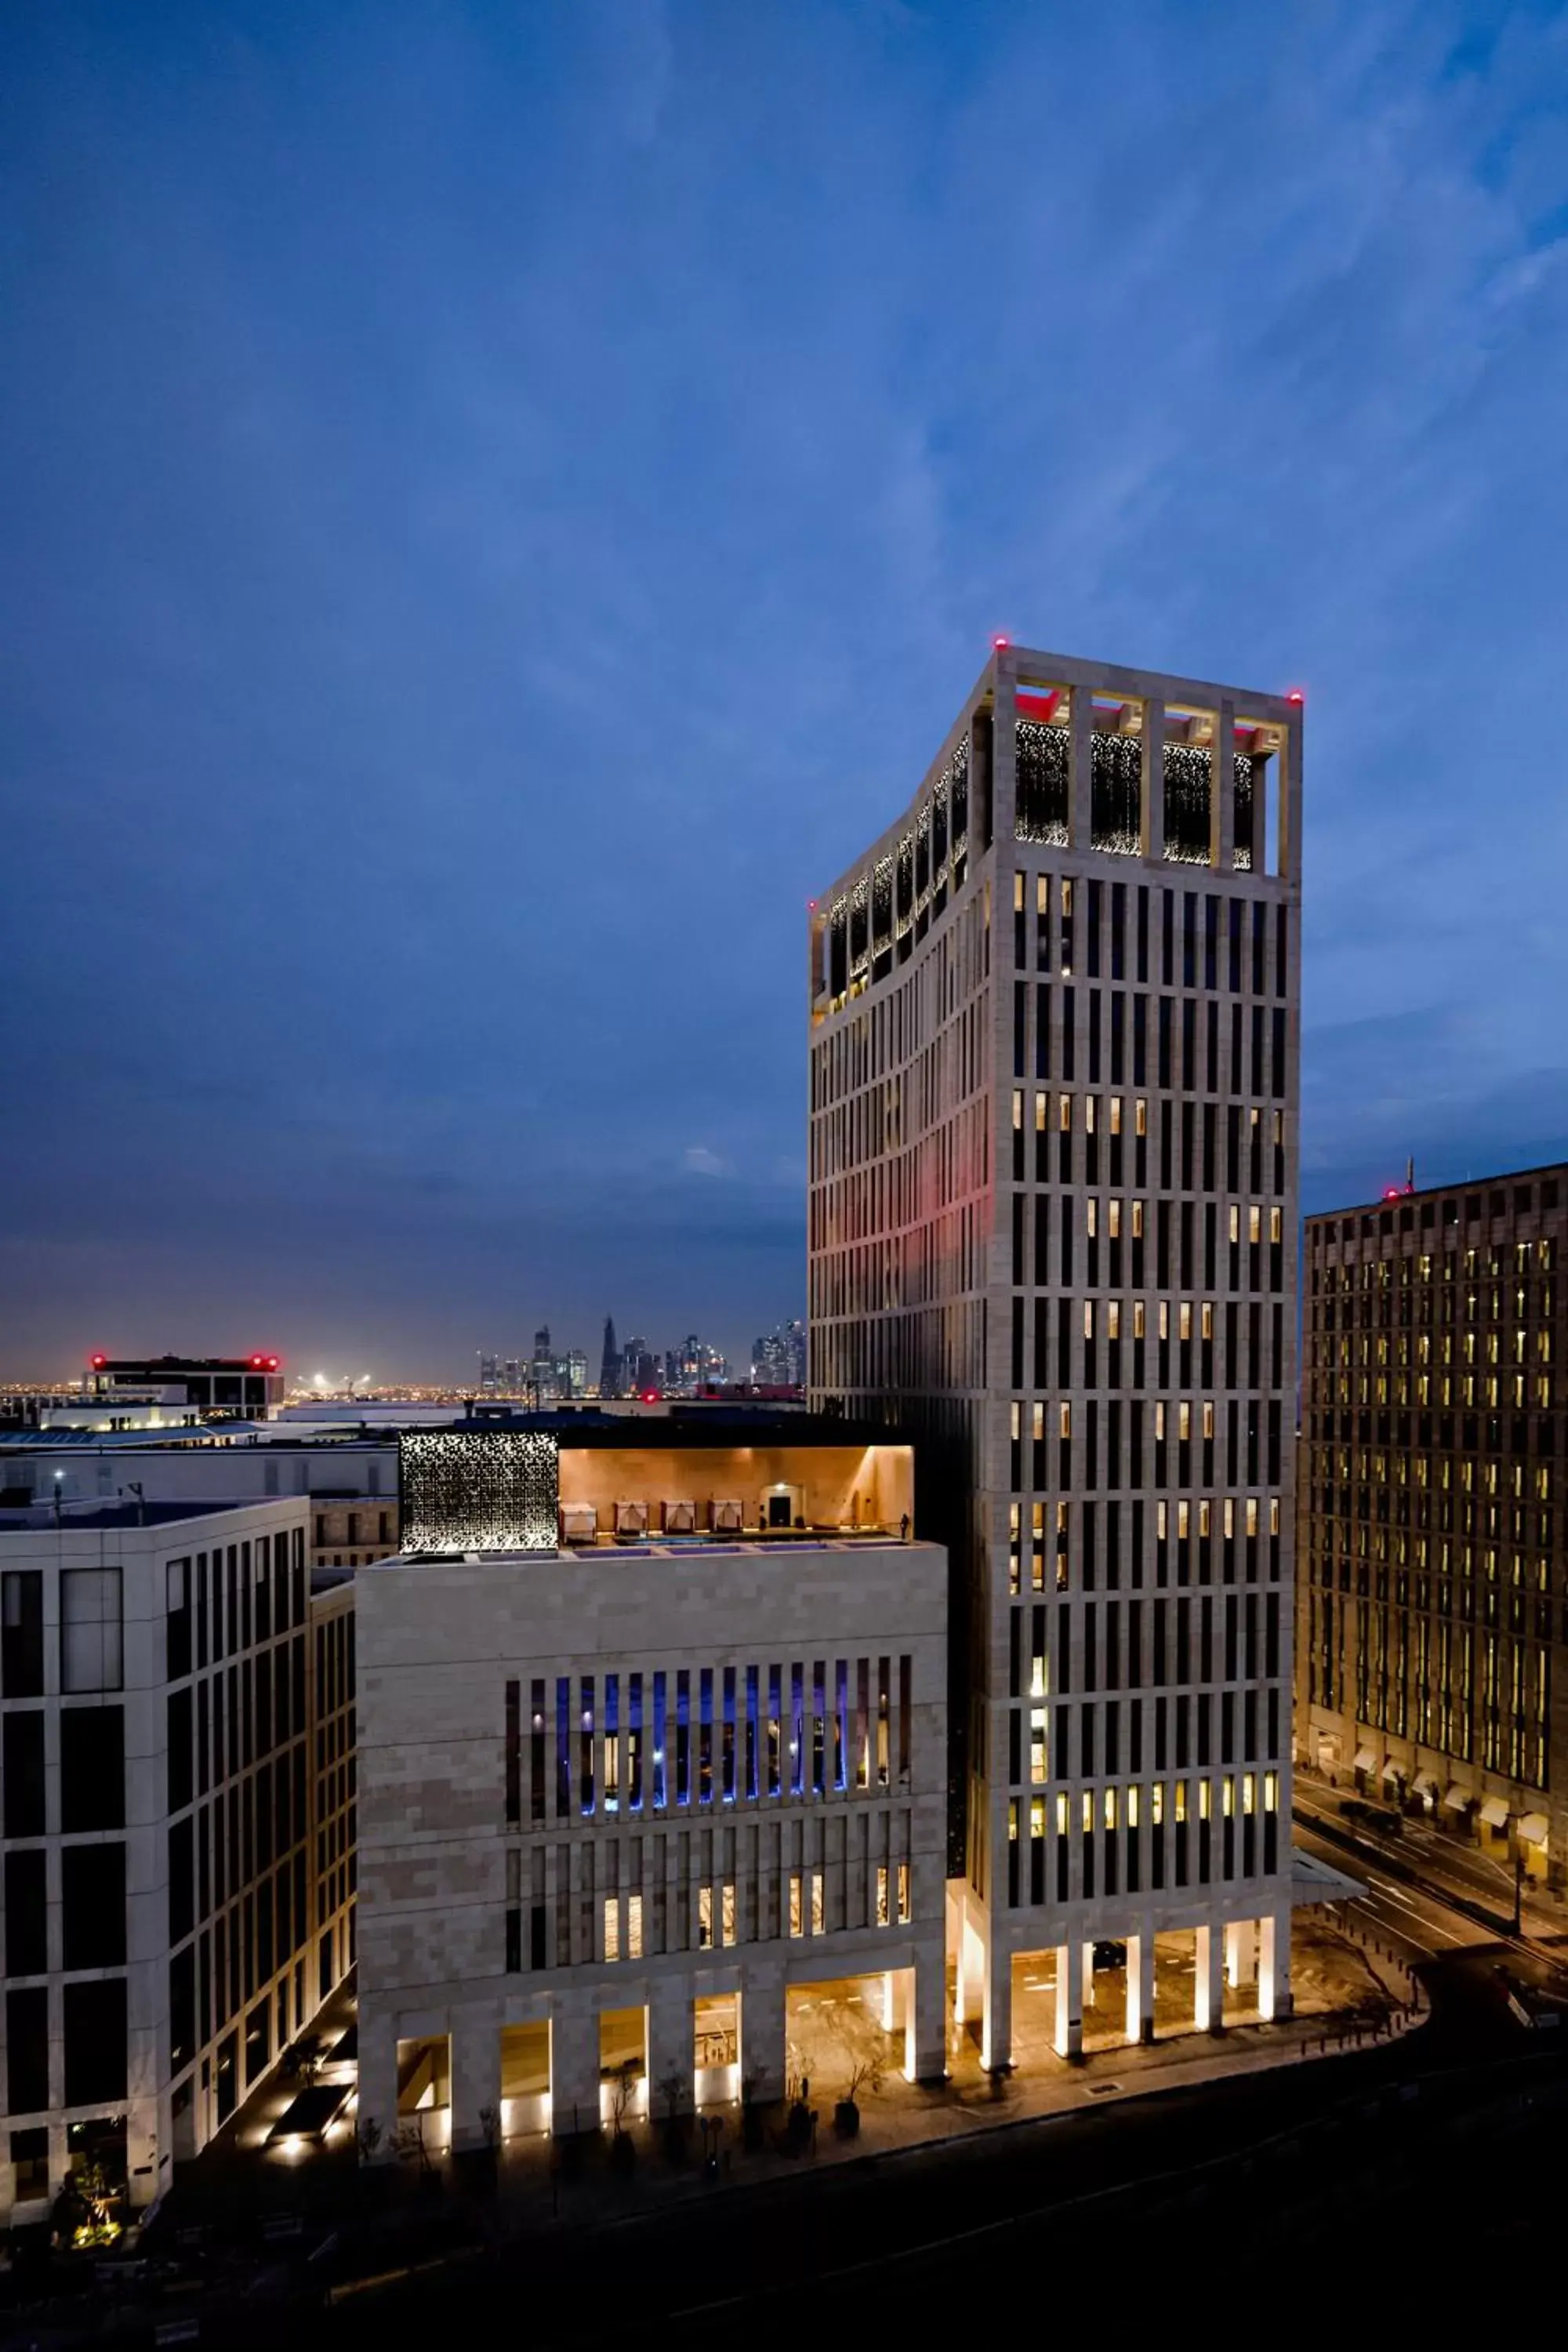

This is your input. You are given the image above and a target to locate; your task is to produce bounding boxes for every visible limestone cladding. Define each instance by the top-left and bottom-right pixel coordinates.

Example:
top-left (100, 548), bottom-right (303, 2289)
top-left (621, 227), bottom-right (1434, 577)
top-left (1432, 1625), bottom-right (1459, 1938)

top-left (354, 1540), bottom-right (947, 2146)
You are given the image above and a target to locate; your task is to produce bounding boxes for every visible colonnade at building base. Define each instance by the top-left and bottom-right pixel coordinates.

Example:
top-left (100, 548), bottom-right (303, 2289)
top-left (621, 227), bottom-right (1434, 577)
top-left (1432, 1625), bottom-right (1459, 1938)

top-left (358, 1942), bottom-right (947, 2155)
top-left (952, 1893), bottom-right (1293, 2071)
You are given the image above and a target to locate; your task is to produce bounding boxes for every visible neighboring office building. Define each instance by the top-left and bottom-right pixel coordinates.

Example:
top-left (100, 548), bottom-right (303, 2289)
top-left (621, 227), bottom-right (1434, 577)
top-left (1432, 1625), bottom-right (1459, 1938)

top-left (86, 1356), bottom-right (285, 1423)
top-left (0, 1497), bottom-right (355, 2226)
top-left (354, 1420), bottom-right (943, 2151)
top-left (1298, 1167), bottom-right (1566, 1886)
top-left (808, 643), bottom-right (1303, 2061)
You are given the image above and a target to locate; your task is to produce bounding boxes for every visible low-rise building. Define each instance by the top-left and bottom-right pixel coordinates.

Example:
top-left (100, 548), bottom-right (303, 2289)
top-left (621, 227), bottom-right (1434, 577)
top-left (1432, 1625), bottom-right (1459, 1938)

top-left (354, 1421), bottom-right (945, 2151)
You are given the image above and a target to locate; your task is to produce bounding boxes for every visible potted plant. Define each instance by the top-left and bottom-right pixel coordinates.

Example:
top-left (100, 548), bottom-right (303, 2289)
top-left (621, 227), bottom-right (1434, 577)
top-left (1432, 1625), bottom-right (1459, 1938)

top-left (833, 2054), bottom-right (882, 2139)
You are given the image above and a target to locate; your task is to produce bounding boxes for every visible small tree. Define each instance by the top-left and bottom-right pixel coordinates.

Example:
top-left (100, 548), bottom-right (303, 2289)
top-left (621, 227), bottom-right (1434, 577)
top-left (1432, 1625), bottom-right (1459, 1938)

top-left (841, 2053), bottom-right (884, 2107)
top-left (356, 2114), bottom-right (383, 2165)
top-left (608, 2059), bottom-right (641, 2138)
top-left (478, 2103), bottom-right (500, 2152)
top-left (655, 2066), bottom-right (685, 2125)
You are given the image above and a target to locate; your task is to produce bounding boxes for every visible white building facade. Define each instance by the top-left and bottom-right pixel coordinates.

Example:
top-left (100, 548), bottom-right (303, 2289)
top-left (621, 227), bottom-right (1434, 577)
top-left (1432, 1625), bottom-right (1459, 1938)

top-left (0, 1497), bottom-right (354, 2223)
top-left (808, 644), bottom-right (1304, 2063)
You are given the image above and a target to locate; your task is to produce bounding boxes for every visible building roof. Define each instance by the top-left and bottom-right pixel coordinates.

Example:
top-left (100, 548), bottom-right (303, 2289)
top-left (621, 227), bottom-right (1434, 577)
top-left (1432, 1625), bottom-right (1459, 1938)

top-left (1306, 1159), bottom-right (1568, 1225)
top-left (0, 1498), bottom-right (292, 1533)
top-left (445, 1406), bottom-right (907, 1450)
top-left (0, 1423), bottom-right (273, 1450)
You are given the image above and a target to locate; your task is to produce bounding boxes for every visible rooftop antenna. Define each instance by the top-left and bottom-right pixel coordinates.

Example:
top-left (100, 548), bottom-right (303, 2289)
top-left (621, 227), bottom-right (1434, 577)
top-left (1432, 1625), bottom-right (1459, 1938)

top-left (123, 1480), bottom-right (146, 1527)
top-left (1406, 1156), bottom-right (1415, 1194)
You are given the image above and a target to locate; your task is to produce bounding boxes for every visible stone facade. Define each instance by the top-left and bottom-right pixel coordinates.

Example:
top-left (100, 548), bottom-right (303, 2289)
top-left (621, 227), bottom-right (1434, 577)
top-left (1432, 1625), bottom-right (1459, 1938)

top-left (808, 644), bottom-right (1303, 2058)
top-left (354, 1537), bottom-right (946, 2147)
top-left (1299, 1167), bottom-right (1567, 1885)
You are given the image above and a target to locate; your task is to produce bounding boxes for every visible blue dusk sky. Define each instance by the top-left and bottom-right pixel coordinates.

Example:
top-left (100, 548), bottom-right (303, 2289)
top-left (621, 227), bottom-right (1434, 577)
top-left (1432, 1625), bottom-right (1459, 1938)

top-left (4, 1), bottom-right (1568, 1381)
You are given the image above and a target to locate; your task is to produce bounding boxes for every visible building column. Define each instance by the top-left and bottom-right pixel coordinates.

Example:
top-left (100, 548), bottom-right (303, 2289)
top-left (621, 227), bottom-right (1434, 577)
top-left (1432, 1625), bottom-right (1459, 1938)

top-left (647, 1976), bottom-right (695, 2116)
top-left (906, 1948), bottom-right (946, 2082)
top-left (740, 1969), bottom-right (786, 2104)
top-left (1125, 1932), bottom-right (1155, 2045)
top-left (1195, 1924), bottom-right (1225, 2034)
top-left (127, 2096), bottom-right (160, 2211)
top-left (1225, 1918), bottom-right (1258, 1989)
top-left (449, 2012), bottom-right (502, 2151)
top-left (1054, 1940), bottom-right (1083, 2060)
top-left (1081, 1939), bottom-right (1097, 2013)
top-left (356, 2013), bottom-right (398, 2159)
top-left (1258, 1906), bottom-right (1293, 2020)
top-left (981, 1934), bottom-right (1011, 2072)
top-left (549, 1991), bottom-right (601, 2137)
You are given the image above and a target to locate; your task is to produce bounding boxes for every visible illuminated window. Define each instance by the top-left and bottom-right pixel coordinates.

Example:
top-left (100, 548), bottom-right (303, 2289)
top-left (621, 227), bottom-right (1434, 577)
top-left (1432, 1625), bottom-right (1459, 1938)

top-left (811, 1872), bottom-right (825, 1936)
top-left (628, 1893), bottom-right (644, 1959)
top-left (721, 1883), bottom-right (736, 1947)
top-left (876, 1864), bottom-right (890, 1925)
top-left (699, 1886), bottom-right (713, 1948)
top-left (789, 1874), bottom-right (804, 1936)
top-left (897, 1862), bottom-right (910, 1923)
top-left (604, 1898), bottom-right (621, 1962)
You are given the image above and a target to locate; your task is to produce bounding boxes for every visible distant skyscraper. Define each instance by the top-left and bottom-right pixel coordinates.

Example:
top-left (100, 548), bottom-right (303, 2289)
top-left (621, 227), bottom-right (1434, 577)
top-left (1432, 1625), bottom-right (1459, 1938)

top-left (477, 1352), bottom-right (499, 1395)
top-left (503, 1358), bottom-right (521, 1391)
top-left (599, 1317), bottom-right (621, 1399)
top-left (565, 1349), bottom-right (589, 1398)
top-left (750, 1319), bottom-right (807, 1388)
top-left (531, 1326), bottom-right (556, 1402)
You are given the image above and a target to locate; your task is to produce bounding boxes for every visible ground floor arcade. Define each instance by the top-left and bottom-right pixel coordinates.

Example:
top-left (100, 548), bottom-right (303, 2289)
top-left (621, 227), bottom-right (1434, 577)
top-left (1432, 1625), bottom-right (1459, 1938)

top-left (357, 1940), bottom-right (946, 2155)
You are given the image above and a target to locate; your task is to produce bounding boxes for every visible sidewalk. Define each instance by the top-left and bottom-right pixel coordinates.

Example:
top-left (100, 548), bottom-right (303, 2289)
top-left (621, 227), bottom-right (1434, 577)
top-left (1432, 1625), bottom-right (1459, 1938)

top-left (482, 1984), bottom-right (1415, 2231)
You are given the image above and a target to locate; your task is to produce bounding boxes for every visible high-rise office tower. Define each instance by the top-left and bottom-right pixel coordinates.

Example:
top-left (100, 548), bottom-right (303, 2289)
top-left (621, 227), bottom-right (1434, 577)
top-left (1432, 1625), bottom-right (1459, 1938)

top-left (1299, 1167), bottom-right (1565, 1889)
top-left (599, 1318), bottom-right (621, 1400)
top-left (808, 644), bottom-right (1302, 2063)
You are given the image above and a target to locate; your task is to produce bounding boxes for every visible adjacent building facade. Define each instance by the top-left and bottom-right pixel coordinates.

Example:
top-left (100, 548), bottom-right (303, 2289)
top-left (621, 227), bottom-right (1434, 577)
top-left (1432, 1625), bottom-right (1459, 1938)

top-left (808, 644), bottom-right (1303, 2061)
top-left (0, 1497), bottom-right (355, 2226)
top-left (1298, 1167), bottom-right (1566, 1886)
top-left (354, 1421), bottom-right (945, 2151)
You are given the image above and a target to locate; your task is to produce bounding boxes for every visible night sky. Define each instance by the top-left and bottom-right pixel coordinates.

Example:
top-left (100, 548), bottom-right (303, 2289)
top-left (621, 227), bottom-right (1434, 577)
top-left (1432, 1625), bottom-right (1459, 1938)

top-left (5, 2), bottom-right (1567, 1382)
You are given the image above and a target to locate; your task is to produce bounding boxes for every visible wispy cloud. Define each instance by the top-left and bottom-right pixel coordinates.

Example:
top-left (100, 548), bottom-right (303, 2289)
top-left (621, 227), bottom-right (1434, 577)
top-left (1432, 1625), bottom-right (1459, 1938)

top-left (4, 0), bottom-right (1568, 1370)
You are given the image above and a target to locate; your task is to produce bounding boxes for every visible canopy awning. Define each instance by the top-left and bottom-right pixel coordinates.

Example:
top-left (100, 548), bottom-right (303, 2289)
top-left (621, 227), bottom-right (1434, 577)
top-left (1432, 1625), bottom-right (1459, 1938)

top-left (1480, 1795), bottom-right (1510, 1828)
top-left (1519, 1812), bottom-right (1550, 1846)
top-left (1353, 1746), bottom-right (1377, 1771)
top-left (1381, 1758), bottom-right (1403, 1781)
top-left (1443, 1783), bottom-right (1472, 1811)
top-left (1413, 1772), bottom-right (1439, 1798)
